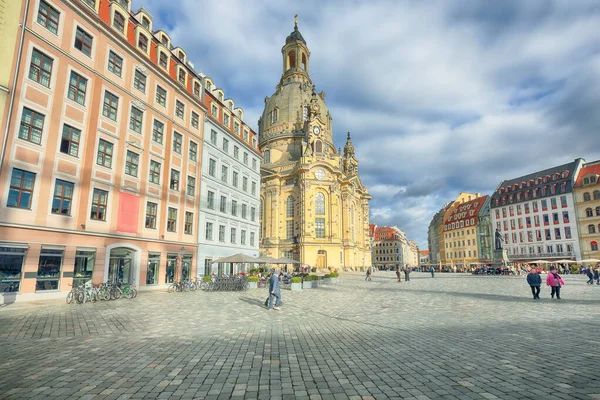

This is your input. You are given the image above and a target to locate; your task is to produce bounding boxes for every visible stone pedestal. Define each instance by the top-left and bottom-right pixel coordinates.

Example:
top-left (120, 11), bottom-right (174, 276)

top-left (492, 249), bottom-right (510, 266)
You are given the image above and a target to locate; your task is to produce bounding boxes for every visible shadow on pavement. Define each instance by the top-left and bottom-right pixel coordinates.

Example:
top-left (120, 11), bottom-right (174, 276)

top-left (238, 296), bottom-right (268, 309)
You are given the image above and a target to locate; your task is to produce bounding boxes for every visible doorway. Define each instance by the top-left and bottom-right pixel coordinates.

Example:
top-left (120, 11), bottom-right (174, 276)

top-left (317, 250), bottom-right (327, 269)
top-left (108, 248), bottom-right (135, 284)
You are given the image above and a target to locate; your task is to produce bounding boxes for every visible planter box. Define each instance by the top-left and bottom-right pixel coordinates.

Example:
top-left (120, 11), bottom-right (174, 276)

top-left (291, 282), bottom-right (302, 291)
top-left (331, 278), bottom-right (339, 284)
top-left (247, 281), bottom-right (258, 289)
top-left (302, 281), bottom-right (317, 289)
top-left (323, 278), bottom-right (333, 285)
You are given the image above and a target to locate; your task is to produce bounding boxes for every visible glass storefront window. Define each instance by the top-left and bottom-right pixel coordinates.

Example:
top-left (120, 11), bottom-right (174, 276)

top-left (204, 258), bottom-right (212, 276)
top-left (147, 253), bottom-right (160, 285)
top-left (181, 255), bottom-right (192, 281)
top-left (73, 250), bottom-right (95, 287)
top-left (166, 254), bottom-right (177, 283)
top-left (37, 249), bottom-right (64, 291)
top-left (0, 247), bottom-right (27, 292)
top-left (108, 248), bottom-right (134, 284)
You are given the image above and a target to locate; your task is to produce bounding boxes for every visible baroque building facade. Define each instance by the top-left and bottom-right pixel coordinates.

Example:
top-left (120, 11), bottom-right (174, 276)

top-left (258, 21), bottom-right (371, 271)
top-left (573, 160), bottom-right (600, 260)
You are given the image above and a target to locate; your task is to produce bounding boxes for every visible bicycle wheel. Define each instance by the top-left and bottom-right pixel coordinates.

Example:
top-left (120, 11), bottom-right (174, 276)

top-left (131, 288), bottom-right (138, 298)
top-left (66, 291), bottom-right (74, 304)
top-left (168, 284), bottom-right (175, 293)
top-left (183, 283), bottom-right (190, 292)
top-left (126, 289), bottom-right (134, 299)
top-left (75, 291), bottom-right (85, 304)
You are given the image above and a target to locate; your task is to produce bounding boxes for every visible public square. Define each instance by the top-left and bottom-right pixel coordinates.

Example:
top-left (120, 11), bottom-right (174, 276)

top-left (1, 273), bottom-right (599, 400)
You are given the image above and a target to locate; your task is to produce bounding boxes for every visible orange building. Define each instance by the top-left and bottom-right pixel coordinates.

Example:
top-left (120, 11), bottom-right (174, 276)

top-left (0, 0), bottom-right (214, 300)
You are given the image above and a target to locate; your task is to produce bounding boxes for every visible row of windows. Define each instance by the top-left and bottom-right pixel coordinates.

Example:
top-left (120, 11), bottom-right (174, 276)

top-left (582, 191), bottom-right (600, 201)
top-left (374, 248), bottom-right (400, 254)
top-left (374, 256), bottom-right (401, 262)
top-left (494, 197), bottom-right (569, 219)
top-left (582, 176), bottom-right (598, 186)
top-left (205, 191), bottom-right (257, 222)
top-left (506, 244), bottom-right (573, 256)
top-left (8, 169), bottom-right (194, 234)
top-left (444, 229), bottom-right (475, 240)
top-left (446, 250), bottom-right (477, 259)
top-left (501, 227), bottom-right (574, 244)
top-left (209, 105), bottom-right (257, 149)
top-left (445, 239), bottom-right (477, 249)
top-left (209, 130), bottom-right (258, 171)
top-left (497, 171), bottom-right (570, 194)
top-left (204, 222), bottom-right (256, 246)
top-left (496, 212), bottom-right (571, 231)
top-left (207, 157), bottom-right (258, 195)
top-left (494, 183), bottom-right (568, 207)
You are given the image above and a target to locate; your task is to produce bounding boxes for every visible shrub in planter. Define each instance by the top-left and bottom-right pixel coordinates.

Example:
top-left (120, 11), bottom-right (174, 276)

top-left (329, 273), bottom-right (339, 278)
top-left (203, 276), bottom-right (211, 282)
top-left (570, 265), bottom-right (579, 274)
top-left (303, 275), bottom-right (313, 281)
top-left (324, 274), bottom-right (331, 278)
top-left (291, 276), bottom-right (302, 291)
top-left (247, 276), bottom-right (259, 282)
top-left (310, 274), bottom-right (319, 281)
top-left (291, 277), bottom-right (302, 283)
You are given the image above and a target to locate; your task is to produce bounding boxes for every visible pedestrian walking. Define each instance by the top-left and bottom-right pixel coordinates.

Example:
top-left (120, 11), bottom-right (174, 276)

top-left (546, 267), bottom-right (565, 299)
top-left (395, 267), bottom-right (402, 283)
top-left (267, 270), bottom-right (282, 311)
top-left (365, 268), bottom-right (372, 281)
top-left (594, 267), bottom-right (599, 285)
top-left (430, 266), bottom-right (435, 278)
top-left (527, 268), bottom-right (542, 300)
top-left (404, 265), bottom-right (411, 282)
top-left (586, 268), bottom-right (594, 285)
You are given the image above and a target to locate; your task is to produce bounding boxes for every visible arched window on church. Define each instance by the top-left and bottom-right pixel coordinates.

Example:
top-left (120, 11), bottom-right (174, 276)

top-left (302, 106), bottom-right (308, 121)
top-left (286, 196), bottom-right (294, 239)
top-left (286, 196), bottom-right (294, 218)
top-left (315, 193), bottom-right (325, 215)
top-left (315, 140), bottom-right (322, 153)
top-left (301, 53), bottom-right (307, 71)
top-left (350, 204), bottom-right (355, 242)
top-left (287, 51), bottom-right (296, 70)
top-left (264, 150), bottom-right (270, 164)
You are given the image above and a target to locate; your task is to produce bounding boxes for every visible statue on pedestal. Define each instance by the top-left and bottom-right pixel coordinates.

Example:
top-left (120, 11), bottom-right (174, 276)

top-left (495, 229), bottom-right (504, 250)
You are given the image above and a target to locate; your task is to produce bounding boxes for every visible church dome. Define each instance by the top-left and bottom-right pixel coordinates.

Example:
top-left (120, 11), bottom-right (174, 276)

top-left (286, 24), bottom-right (306, 45)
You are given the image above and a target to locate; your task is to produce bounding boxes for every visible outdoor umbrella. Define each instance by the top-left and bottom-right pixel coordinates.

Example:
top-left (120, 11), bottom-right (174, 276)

top-left (553, 260), bottom-right (577, 264)
top-left (254, 256), bottom-right (281, 264)
top-left (529, 260), bottom-right (549, 264)
top-left (210, 253), bottom-right (260, 263)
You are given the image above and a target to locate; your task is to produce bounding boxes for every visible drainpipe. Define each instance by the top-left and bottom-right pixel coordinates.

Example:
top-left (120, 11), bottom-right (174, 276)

top-left (0, 0), bottom-right (31, 176)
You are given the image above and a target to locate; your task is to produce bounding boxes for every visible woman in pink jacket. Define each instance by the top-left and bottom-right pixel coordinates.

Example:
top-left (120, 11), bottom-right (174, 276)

top-left (546, 267), bottom-right (565, 299)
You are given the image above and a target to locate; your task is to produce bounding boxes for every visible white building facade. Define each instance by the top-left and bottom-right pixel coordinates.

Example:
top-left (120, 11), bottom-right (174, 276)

top-left (197, 94), bottom-right (261, 276)
top-left (490, 159), bottom-right (584, 263)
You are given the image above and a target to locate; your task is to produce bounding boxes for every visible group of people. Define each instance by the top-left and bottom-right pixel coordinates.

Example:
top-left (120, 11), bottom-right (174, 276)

top-left (527, 267), bottom-right (566, 299)
top-left (585, 267), bottom-right (600, 285)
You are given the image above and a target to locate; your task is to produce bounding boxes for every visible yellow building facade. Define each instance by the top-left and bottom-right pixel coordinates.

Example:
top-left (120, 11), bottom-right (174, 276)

top-left (574, 161), bottom-right (600, 259)
top-left (258, 21), bottom-right (372, 271)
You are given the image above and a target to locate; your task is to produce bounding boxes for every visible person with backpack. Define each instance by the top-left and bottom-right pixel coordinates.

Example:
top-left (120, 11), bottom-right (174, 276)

top-left (527, 268), bottom-right (542, 300)
top-left (546, 267), bottom-right (565, 299)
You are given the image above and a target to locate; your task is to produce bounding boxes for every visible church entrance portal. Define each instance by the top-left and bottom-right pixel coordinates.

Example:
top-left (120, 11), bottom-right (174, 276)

top-left (317, 250), bottom-right (327, 269)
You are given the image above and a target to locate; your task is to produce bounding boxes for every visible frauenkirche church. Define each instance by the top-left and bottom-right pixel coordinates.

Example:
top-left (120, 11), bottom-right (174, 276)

top-left (258, 19), bottom-right (372, 270)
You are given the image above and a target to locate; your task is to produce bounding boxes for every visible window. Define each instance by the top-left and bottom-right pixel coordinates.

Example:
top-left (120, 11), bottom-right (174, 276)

top-left (149, 160), bottom-right (160, 184)
top-left (133, 70), bottom-right (146, 93)
top-left (108, 51), bottom-right (123, 77)
top-left (584, 192), bottom-right (591, 201)
top-left (208, 159), bottom-right (216, 177)
top-left (592, 241), bottom-right (599, 252)
top-left (19, 108), bottom-right (44, 144)
top-left (595, 190), bottom-right (600, 200)
top-left (74, 27), bottom-right (93, 57)
top-left (220, 196), bottom-right (227, 213)
top-left (218, 225), bottom-right (225, 242)
top-left (250, 232), bottom-right (255, 246)
top-left (207, 191), bottom-right (215, 209)
top-left (551, 198), bottom-right (557, 209)
top-left (8, 169), bottom-right (35, 209)
top-left (170, 169), bottom-right (180, 190)
top-left (138, 34), bottom-right (148, 53)
top-left (159, 52), bottom-right (168, 69)
top-left (252, 159), bottom-right (257, 170)
top-left (241, 230), bottom-right (246, 245)
top-left (597, 207), bottom-right (600, 216)
top-left (36, 249), bottom-right (63, 291)
top-left (243, 130), bottom-right (249, 142)
top-left (243, 152), bottom-right (248, 165)
top-left (315, 193), bottom-right (325, 215)
top-left (37, 1), bottom-right (60, 35)
top-left (67, 71), bottom-right (88, 105)
top-left (186, 176), bottom-right (195, 196)
top-left (221, 165), bottom-right (228, 183)
top-left (173, 132), bottom-right (182, 154)
top-left (29, 49), bottom-right (53, 87)
top-left (167, 208), bottom-right (177, 232)
top-left (129, 106), bottom-right (143, 133)
top-left (251, 182), bottom-right (257, 196)
top-left (586, 208), bottom-right (593, 217)
top-left (152, 120), bottom-right (164, 144)
top-left (60, 125), bottom-right (80, 157)
top-left (251, 207), bottom-right (256, 221)
top-left (242, 204), bottom-right (247, 219)
top-left (286, 220), bottom-right (294, 240)
top-left (286, 196), bottom-right (295, 218)
top-left (191, 111), bottom-right (199, 128)
top-left (242, 177), bottom-right (248, 192)
top-left (194, 81), bottom-right (201, 97)
top-left (184, 212), bottom-right (193, 235)
top-left (125, 150), bottom-right (139, 177)
top-left (264, 150), bottom-right (271, 164)
top-left (96, 139), bottom-right (113, 168)
top-left (541, 199), bottom-right (548, 210)
top-left (117, 0), bottom-right (128, 8)
top-left (231, 228), bottom-right (236, 244)
top-left (223, 138), bottom-right (229, 152)
top-left (271, 109), bottom-right (278, 124)
top-left (189, 141), bottom-right (198, 162)
top-left (545, 229), bottom-right (551, 240)
top-left (553, 213), bottom-right (559, 224)
top-left (175, 100), bottom-right (185, 119)
top-left (145, 202), bottom-right (157, 229)
top-left (211, 104), bottom-right (218, 118)
top-left (72, 250), bottom-right (95, 287)
top-left (90, 188), bottom-right (108, 220)
top-left (234, 146), bottom-right (239, 159)
top-left (102, 91), bottom-right (119, 121)
top-left (210, 130), bottom-right (217, 144)
top-left (589, 225), bottom-right (596, 234)
top-left (554, 228), bottom-right (561, 240)
top-left (231, 200), bottom-right (238, 216)
top-left (113, 11), bottom-right (125, 32)
top-left (232, 171), bottom-right (238, 188)
top-left (316, 217), bottom-right (325, 238)
top-left (178, 68), bottom-right (186, 85)
top-left (147, 253), bottom-right (160, 285)
top-left (156, 85), bottom-right (167, 106)
top-left (205, 222), bottom-right (213, 240)
top-left (224, 114), bottom-right (230, 127)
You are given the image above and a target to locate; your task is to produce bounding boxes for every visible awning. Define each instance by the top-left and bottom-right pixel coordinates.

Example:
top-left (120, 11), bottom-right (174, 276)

top-left (210, 253), bottom-right (260, 264)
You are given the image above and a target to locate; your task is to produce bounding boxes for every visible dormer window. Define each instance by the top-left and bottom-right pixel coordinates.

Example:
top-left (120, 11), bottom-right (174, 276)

top-left (141, 16), bottom-right (150, 30)
top-left (161, 36), bottom-right (168, 46)
top-left (193, 81), bottom-right (200, 97)
top-left (117, 0), bottom-right (128, 9)
top-left (113, 11), bottom-right (125, 33)
top-left (206, 81), bottom-right (212, 90)
top-left (178, 68), bottom-right (186, 85)
top-left (218, 93), bottom-right (223, 101)
top-left (178, 51), bottom-right (185, 62)
top-left (234, 122), bottom-right (240, 135)
top-left (159, 52), bottom-right (168, 69)
top-left (223, 113), bottom-right (230, 127)
top-left (228, 101), bottom-right (233, 110)
top-left (211, 104), bottom-right (218, 118)
top-left (82, 0), bottom-right (96, 9)
top-left (138, 34), bottom-right (148, 53)
top-left (591, 176), bottom-right (598, 184)
top-left (243, 130), bottom-right (249, 142)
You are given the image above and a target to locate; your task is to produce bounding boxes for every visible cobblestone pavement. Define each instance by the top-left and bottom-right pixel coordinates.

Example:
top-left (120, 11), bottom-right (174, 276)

top-left (1, 272), bottom-right (600, 400)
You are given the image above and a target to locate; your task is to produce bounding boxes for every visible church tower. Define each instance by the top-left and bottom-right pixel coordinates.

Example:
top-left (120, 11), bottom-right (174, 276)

top-left (258, 18), bottom-right (372, 272)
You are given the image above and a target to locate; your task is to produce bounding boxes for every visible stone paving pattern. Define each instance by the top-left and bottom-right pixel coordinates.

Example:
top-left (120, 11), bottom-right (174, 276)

top-left (1, 272), bottom-right (599, 400)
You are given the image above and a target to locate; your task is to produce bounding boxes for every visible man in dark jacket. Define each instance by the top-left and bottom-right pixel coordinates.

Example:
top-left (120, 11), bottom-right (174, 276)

top-left (586, 268), bottom-right (594, 285)
top-left (396, 267), bottom-right (402, 282)
top-left (404, 265), bottom-right (411, 282)
top-left (268, 270), bottom-right (281, 310)
top-left (527, 268), bottom-right (542, 299)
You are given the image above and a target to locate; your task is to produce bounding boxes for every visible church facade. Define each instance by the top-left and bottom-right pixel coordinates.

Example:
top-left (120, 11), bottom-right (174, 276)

top-left (258, 21), bottom-right (372, 271)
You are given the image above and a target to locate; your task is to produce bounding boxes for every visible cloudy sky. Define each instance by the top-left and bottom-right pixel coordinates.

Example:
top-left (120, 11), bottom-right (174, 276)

top-left (140, 0), bottom-right (600, 248)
